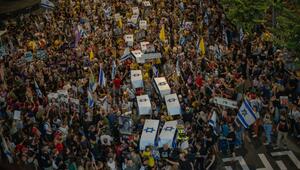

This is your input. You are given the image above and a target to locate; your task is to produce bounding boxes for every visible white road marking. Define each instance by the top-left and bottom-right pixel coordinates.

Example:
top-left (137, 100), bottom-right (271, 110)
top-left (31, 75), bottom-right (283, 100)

top-left (276, 160), bottom-right (287, 170)
top-left (225, 166), bottom-right (233, 170)
top-left (256, 153), bottom-right (273, 170)
top-left (222, 156), bottom-right (250, 170)
top-left (271, 150), bottom-right (300, 169)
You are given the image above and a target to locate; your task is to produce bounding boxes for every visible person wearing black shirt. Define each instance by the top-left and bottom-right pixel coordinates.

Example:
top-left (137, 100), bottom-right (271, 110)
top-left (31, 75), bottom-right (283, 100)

top-left (276, 116), bottom-right (289, 149)
top-left (165, 152), bottom-right (194, 170)
top-left (227, 126), bottom-right (236, 156)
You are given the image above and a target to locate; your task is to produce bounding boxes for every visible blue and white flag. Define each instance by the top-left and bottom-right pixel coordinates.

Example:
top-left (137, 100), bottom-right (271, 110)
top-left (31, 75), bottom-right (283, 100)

top-left (152, 65), bottom-right (159, 77)
top-left (104, 6), bottom-right (112, 18)
top-left (41, 0), bottom-right (55, 9)
top-left (120, 48), bottom-right (132, 62)
top-left (34, 80), bottom-right (43, 98)
top-left (176, 59), bottom-right (181, 76)
top-left (237, 99), bottom-right (259, 128)
top-left (239, 27), bottom-right (244, 42)
top-left (140, 119), bottom-right (160, 150)
top-left (223, 29), bottom-right (228, 46)
top-left (209, 111), bottom-right (218, 134)
top-left (111, 60), bottom-right (117, 80)
top-left (158, 120), bottom-right (178, 148)
top-left (215, 45), bottom-right (222, 60)
top-left (204, 12), bottom-right (209, 25)
top-left (87, 90), bottom-right (94, 108)
top-left (179, 35), bottom-right (186, 46)
top-left (98, 66), bottom-right (106, 87)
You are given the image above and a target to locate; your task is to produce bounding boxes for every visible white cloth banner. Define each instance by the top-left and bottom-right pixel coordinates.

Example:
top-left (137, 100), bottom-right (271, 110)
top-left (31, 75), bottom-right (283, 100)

top-left (137, 95), bottom-right (152, 115)
top-left (165, 94), bottom-right (181, 116)
top-left (140, 119), bottom-right (160, 150)
top-left (154, 77), bottom-right (171, 98)
top-left (211, 97), bottom-right (238, 109)
top-left (158, 120), bottom-right (178, 148)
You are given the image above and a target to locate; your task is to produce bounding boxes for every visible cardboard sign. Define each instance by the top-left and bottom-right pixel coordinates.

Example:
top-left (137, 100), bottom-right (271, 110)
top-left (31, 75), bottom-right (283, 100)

top-left (131, 50), bottom-right (144, 63)
top-left (24, 51), bottom-right (33, 62)
top-left (280, 96), bottom-right (288, 106)
top-left (145, 44), bottom-right (156, 53)
top-left (36, 50), bottom-right (48, 60)
top-left (139, 20), bottom-right (147, 30)
top-left (132, 7), bottom-right (139, 15)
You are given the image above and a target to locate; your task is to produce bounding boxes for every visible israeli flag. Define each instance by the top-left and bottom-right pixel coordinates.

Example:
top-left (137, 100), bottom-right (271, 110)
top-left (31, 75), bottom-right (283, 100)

top-left (152, 65), bottom-right (159, 77)
top-left (223, 29), bottom-right (228, 46)
top-left (215, 45), bottom-right (222, 60)
top-left (204, 12), bottom-right (209, 25)
top-left (176, 59), bottom-right (181, 76)
top-left (165, 94), bottom-right (181, 116)
top-left (153, 77), bottom-right (171, 99)
top-left (137, 95), bottom-right (152, 115)
top-left (34, 80), bottom-right (43, 98)
top-left (209, 111), bottom-right (218, 135)
top-left (239, 27), bottom-right (244, 42)
top-left (237, 99), bottom-right (259, 128)
top-left (41, 0), bottom-right (55, 9)
top-left (140, 119), bottom-right (160, 150)
top-left (120, 48), bottom-right (132, 62)
top-left (179, 35), bottom-right (185, 46)
top-left (98, 67), bottom-right (106, 87)
top-left (158, 120), bottom-right (178, 148)
top-left (111, 60), bottom-right (117, 80)
top-left (87, 90), bottom-right (94, 108)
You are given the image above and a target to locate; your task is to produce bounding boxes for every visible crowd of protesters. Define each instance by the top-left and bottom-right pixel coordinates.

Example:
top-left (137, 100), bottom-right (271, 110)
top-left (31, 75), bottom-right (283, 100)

top-left (0, 0), bottom-right (299, 170)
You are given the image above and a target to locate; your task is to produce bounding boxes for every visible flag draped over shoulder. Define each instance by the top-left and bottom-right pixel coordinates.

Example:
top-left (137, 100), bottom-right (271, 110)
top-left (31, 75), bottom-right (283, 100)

top-left (159, 25), bottom-right (166, 42)
top-left (34, 80), bottom-right (43, 98)
top-left (237, 99), bottom-right (259, 128)
top-left (111, 60), bottom-right (117, 80)
top-left (98, 66), bottom-right (106, 87)
top-left (209, 111), bottom-right (218, 135)
top-left (87, 90), bottom-right (94, 108)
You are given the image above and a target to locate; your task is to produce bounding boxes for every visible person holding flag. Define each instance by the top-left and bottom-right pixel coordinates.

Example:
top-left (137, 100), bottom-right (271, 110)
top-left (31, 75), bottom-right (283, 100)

top-left (98, 65), bottom-right (106, 88)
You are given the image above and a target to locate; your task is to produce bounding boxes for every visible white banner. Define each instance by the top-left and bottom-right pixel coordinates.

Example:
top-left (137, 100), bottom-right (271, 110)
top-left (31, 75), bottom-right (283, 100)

top-left (211, 97), bottom-right (238, 109)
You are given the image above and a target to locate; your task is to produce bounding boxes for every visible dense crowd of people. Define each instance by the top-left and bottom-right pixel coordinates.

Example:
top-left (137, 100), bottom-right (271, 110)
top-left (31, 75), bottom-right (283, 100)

top-left (0, 0), bottom-right (299, 170)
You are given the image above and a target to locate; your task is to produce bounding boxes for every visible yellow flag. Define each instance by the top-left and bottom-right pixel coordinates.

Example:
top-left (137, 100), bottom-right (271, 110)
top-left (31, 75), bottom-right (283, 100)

top-left (118, 18), bottom-right (123, 29)
top-left (199, 37), bottom-right (205, 56)
top-left (89, 50), bottom-right (94, 61)
top-left (159, 25), bottom-right (166, 42)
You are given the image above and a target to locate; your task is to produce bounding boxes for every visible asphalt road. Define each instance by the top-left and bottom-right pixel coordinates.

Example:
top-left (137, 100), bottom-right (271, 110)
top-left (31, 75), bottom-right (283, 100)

top-left (217, 136), bottom-right (300, 170)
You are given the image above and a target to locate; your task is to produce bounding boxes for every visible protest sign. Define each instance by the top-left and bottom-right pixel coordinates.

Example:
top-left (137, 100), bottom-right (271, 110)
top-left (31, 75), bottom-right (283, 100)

top-left (57, 89), bottom-right (69, 103)
top-left (124, 34), bottom-right (134, 46)
top-left (70, 98), bottom-right (80, 113)
top-left (118, 116), bottom-right (133, 135)
top-left (211, 97), bottom-right (238, 109)
top-left (143, 1), bottom-right (151, 7)
top-left (135, 30), bottom-right (146, 41)
top-left (132, 7), bottom-right (139, 15)
top-left (139, 20), bottom-right (147, 30)
top-left (131, 14), bottom-right (139, 24)
top-left (13, 110), bottom-right (21, 120)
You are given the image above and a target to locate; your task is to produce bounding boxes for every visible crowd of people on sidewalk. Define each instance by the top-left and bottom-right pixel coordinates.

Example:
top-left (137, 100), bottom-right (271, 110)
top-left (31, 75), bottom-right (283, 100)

top-left (0, 0), bottom-right (299, 170)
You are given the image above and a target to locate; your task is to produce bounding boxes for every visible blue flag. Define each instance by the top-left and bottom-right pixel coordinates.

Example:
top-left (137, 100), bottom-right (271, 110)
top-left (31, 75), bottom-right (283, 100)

top-left (34, 80), bottom-right (43, 98)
